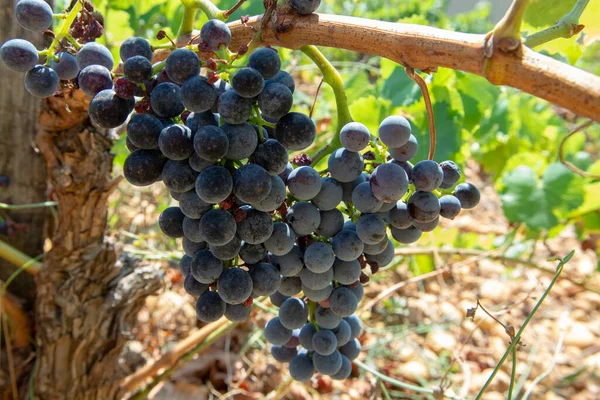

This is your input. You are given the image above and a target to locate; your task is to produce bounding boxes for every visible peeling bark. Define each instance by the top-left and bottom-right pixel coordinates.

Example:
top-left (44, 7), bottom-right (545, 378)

top-left (33, 93), bottom-right (161, 399)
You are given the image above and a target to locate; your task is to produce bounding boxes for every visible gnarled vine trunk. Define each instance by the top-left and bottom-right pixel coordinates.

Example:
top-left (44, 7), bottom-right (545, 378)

top-left (33, 91), bottom-right (161, 399)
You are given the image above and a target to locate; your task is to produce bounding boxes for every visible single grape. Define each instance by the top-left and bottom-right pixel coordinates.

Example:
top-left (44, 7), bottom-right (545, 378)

top-left (264, 316), bottom-right (293, 345)
top-left (365, 240), bottom-right (395, 268)
top-left (179, 255), bottom-right (193, 277)
top-left (250, 139), bottom-right (289, 175)
top-left (233, 163), bottom-right (273, 203)
top-left (45, 52), bottom-right (77, 81)
top-left (408, 190), bottom-right (440, 222)
top-left (191, 249), bottom-right (223, 284)
top-left (249, 262), bottom-right (280, 296)
top-left (331, 355), bottom-right (352, 380)
top-left (454, 182), bottom-right (480, 209)
top-left (287, 166), bottom-right (322, 201)
top-left (239, 242), bottom-right (267, 265)
top-left (286, 202), bottom-right (321, 236)
top-left (314, 350), bottom-right (343, 375)
top-left (221, 123), bottom-right (258, 160)
top-left (265, 71), bottom-right (295, 93)
top-left (340, 122), bottom-right (370, 152)
top-left (413, 216), bottom-right (439, 232)
top-left (186, 111), bottom-right (219, 133)
top-left (193, 125), bottom-right (229, 162)
top-left (165, 48), bottom-right (201, 84)
top-left (311, 177), bottom-right (342, 211)
top-left (312, 329), bottom-right (337, 356)
top-left (363, 236), bottom-right (389, 255)
top-left (370, 162), bottom-right (409, 203)
top-left (248, 48), bottom-right (281, 79)
top-left (209, 235), bottom-right (242, 260)
top-left (339, 338), bottom-right (361, 360)
top-left (77, 42), bottom-right (114, 71)
top-left (290, 0), bottom-right (321, 15)
top-left (412, 160), bottom-right (443, 192)
top-left (199, 209), bottom-right (237, 246)
top-left (253, 175), bottom-right (287, 212)
top-left (264, 222), bottom-right (296, 256)
top-left (183, 217), bottom-right (204, 243)
top-left (279, 298), bottom-right (309, 329)
top-left (0, 39), bottom-right (39, 72)
top-left (200, 19), bottom-right (231, 51)
top-left (298, 323), bottom-right (317, 351)
top-left (329, 287), bottom-right (358, 317)
top-left (279, 162), bottom-right (294, 184)
top-left (24, 65), bottom-right (58, 98)
top-left (333, 258), bottom-right (361, 285)
top-left (217, 267), bottom-right (253, 304)
top-left (341, 173), bottom-right (366, 203)
top-left (390, 226), bottom-right (422, 244)
top-left (388, 134), bottom-right (418, 161)
top-left (127, 113), bottom-right (163, 149)
top-left (328, 148), bottom-right (364, 183)
top-left (304, 242), bottom-right (335, 273)
top-left (302, 283), bottom-right (333, 302)
top-left (162, 160), bottom-right (197, 192)
top-left (78, 65), bottom-right (113, 97)
top-left (355, 213), bottom-right (387, 245)
top-left (271, 245), bottom-right (304, 277)
top-left (300, 267), bottom-right (333, 291)
top-left (217, 90), bottom-right (252, 124)
top-left (352, 182), bottom-right (383, 213)
top-left (439, 160), bottom-right (461, 189)
top-left (237, 208), bottom-right (274, 245)
top-left (158, 207), bottom-right (185, 238)
top-left (316, 209), bottom-right (344, 238)
top-left (388, 201), bottom-right (413, 229)
top-left (123, 149), bottom-right (165, 186)
top-left (179, 190), bottom-right (211, 219)
top-left (279, 276), bottom-right (302, 296)
top-left (124, 55), bottom-right (153, 84)
top-left (225, 303), bottom-right (252, 322)
top-left (120, 36), bottom-right (153, 62)
top-left (315, 305), bottom-right (341, 329)
top-left (183, 274), bottom-right (209, 296)
top-left (150, 82), bottom-right (184, 119)
top-left (258, 83), bottom-right (293, 119)
top-left (189, 154), bottom-right (214, 173)
top-left (195, 166), bottom-right (232, 204)
top-left (15, 0), bottom-right (53, 32)
top-left (270, 291), bottom-right (289, 308)
top-left (231, 67), bottom-right (264, 98)
top-left (182, 238), bottom-right (207, 256)
top-left (378, 115), bottom-right (411, 148)
top-left (274, 112), bottom-right (316, 151)
top-left (332, 229), bottom-right (364, 262)
top-left (271, 345), bottom-right (298, 363)
top-left (195, 291), bottom-right (225, 322)
top-left (344, 315), bottom-right (362, 339)
top-left (159, 124), bottom-right (194, 160)
top-left (331, 320), bottom-right (351, 347)
top-left (289, 353), bottom-right (314, 381)
top-left (439, 195), bottom-right (461, 219)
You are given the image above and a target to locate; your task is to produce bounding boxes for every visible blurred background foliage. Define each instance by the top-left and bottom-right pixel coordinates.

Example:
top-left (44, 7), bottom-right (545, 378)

top-left (54, 0), bottom-right (600, 268)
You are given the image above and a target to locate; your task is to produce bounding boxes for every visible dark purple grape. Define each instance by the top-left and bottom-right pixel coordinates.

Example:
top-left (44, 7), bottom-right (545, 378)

top-left (78, 65), bottom-right (113, 97)
top-left (248, 48), bottom-right (281, 79)
top-left (77, 42), bottom-right (114, 71)
top-left (200, 19), bottom-right (231, 51)
top-left (150, 82), bottom-right (184, 118)
top-left (274, 112), bottom-right (316, 151)
top-left (49, 52), bottom-right (79, 80)
top-left (265, 71), bottom-right (295, 93)
top-left (439, 160), bottom-right (462, 189)
top-left (124, 55), bottom-right (153, 84)
top-left (378, 115), bottom-right (411, 148)
top-left (407, 191), bottom-right (440, 222)
top-left (120, 37), bottom-right (153, 62)
top-left (0, 39), bottom-right (39, 72)
top-left (88, 89), bottom-right (134, 128)
top-left (123, 149), bottom-right (166, 186)
top-left (15, 0), bottom-right (53, 32)
top-left (159, 124), bottom-right (194, 160)
top-left (127, 113), bottom-right (163, 149)
top-left (181, 76), bottom-right (217, 112)
top-left (24, 65), bottom-right (58, 98)
top-left (231, 67), bottom-right (264, 98)
top-left (165, 48), bottom-right (201, 84)
top-left (193, 125), bottom-right (229, 162)
top-left (217, 90), bottom-right (252, 124)
top-left (412, 160), bottom-right (443, 192)
top-left (454, 182), bottom-right (480, 209)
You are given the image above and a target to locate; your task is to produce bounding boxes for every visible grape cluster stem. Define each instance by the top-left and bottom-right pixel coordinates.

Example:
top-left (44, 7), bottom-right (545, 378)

top-left (44, 1), bottom-right (84, 67)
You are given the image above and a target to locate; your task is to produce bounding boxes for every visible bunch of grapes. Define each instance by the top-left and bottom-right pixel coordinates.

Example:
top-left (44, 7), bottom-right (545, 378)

top-left (1, 0), bottom-right (481, 383)
top-left (0, 0), bottom-right (109, 98)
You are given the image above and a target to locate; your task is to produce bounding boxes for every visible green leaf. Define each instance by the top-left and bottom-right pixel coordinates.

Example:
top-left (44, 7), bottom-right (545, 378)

top-left (524, 0), bottom-right (577, 28)
top-left (381, 66), bottom-right (422, 107)
top-left (542, 163), bottom-right (585, 212)
top-left (348, 95), bottom-right (392, 133)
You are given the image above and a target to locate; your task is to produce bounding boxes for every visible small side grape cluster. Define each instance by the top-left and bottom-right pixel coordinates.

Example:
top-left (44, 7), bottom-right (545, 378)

top-left (0, 0), bottom-right (111, 99)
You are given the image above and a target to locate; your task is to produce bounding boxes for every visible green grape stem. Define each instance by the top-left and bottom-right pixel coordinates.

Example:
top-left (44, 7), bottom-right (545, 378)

top-left (301, 45), bottom-right (353, 167)
top-left (44, 1), bottom-right (83, 66)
